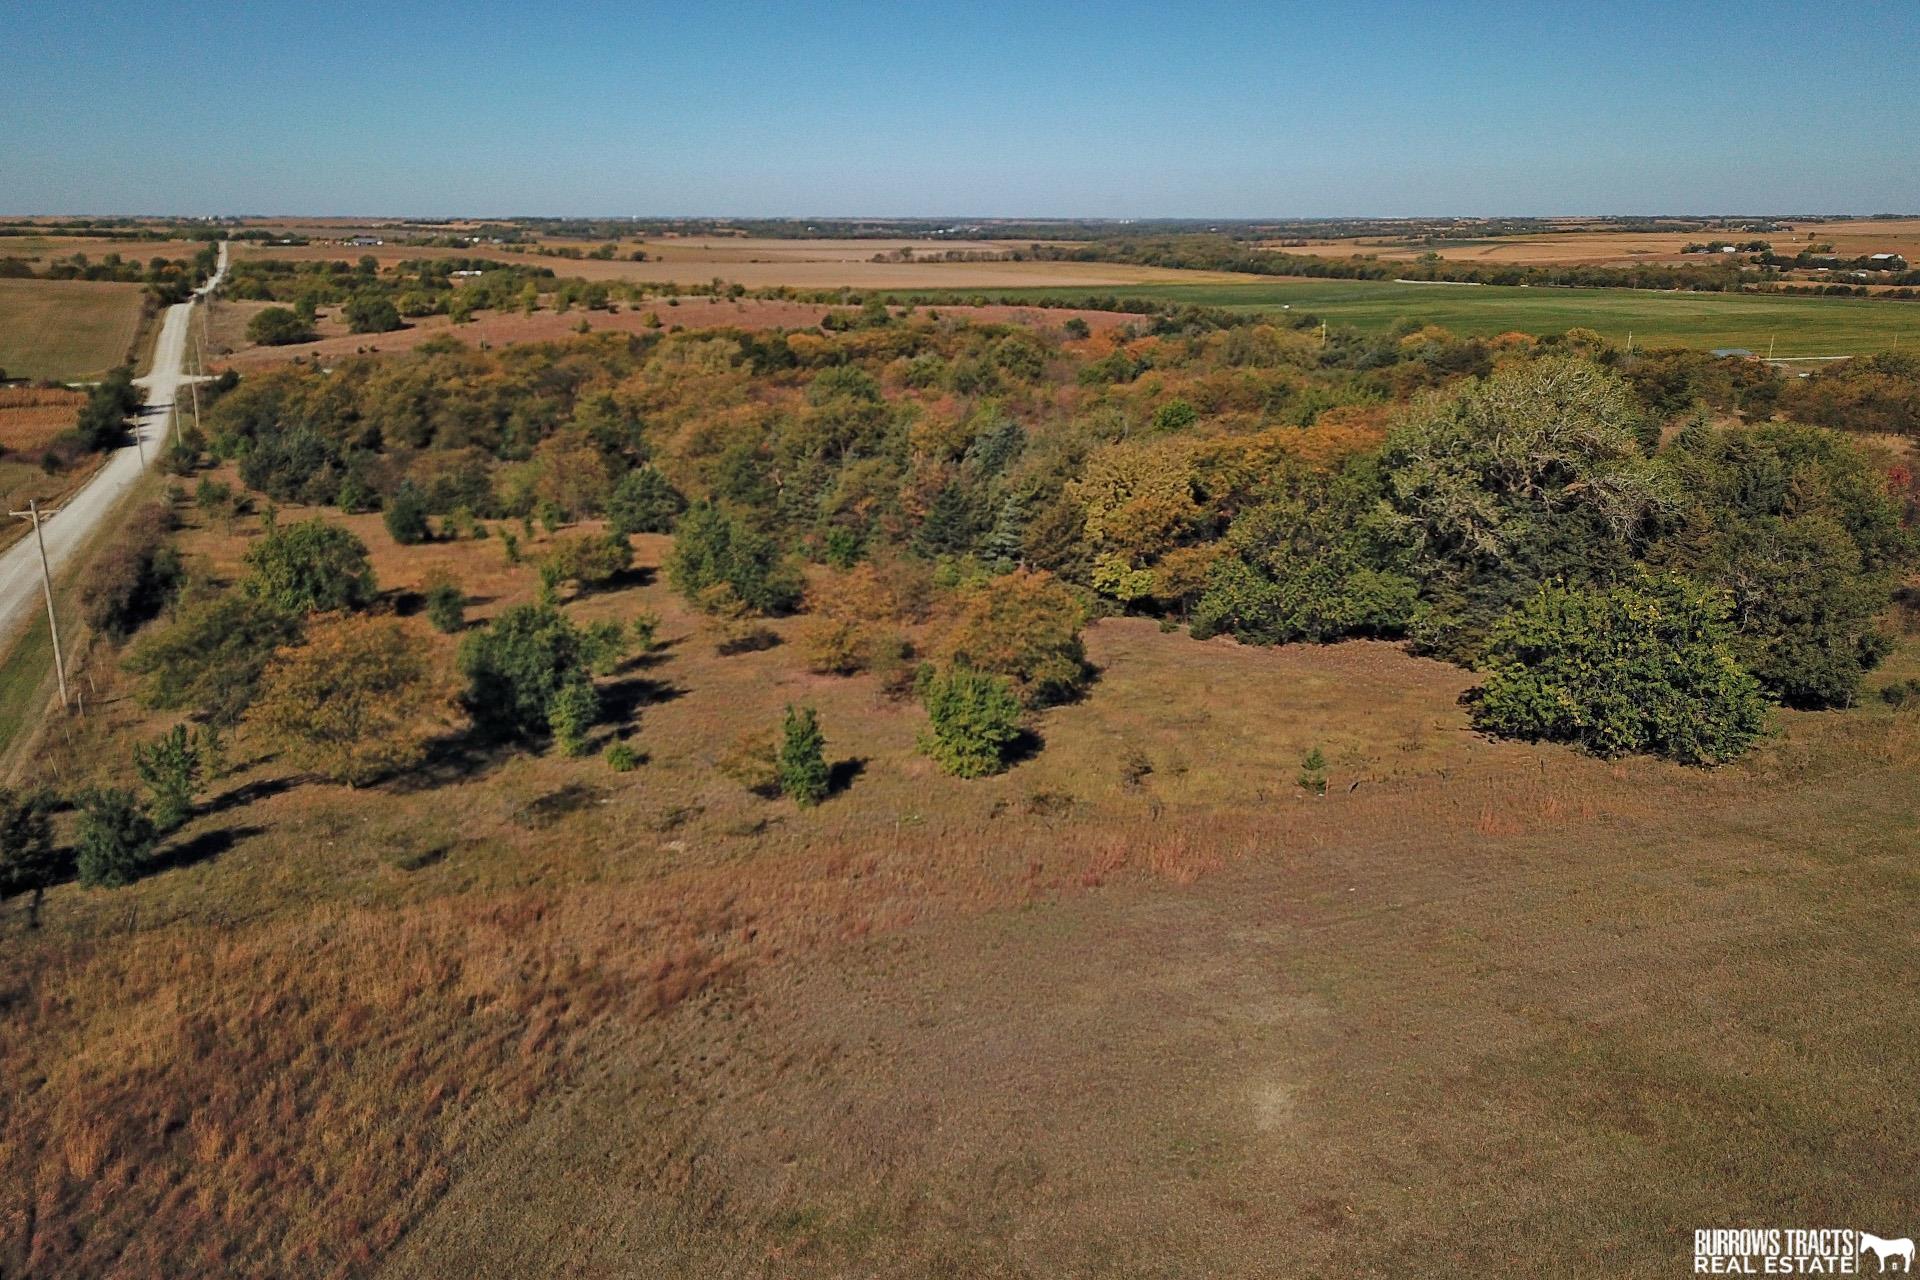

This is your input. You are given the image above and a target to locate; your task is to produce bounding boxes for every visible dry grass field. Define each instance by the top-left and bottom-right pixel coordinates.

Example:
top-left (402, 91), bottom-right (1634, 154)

top-left (0, 278), bottom-right (149, 382)
top-left (1266, 216), bottom-right (1920, 267)
top-left (230, 236), bottom-right (1240, 290)
top-left (0, 235), bottom-right (208, 269)
top-left (3, 478), bottom-right (1916, 1278)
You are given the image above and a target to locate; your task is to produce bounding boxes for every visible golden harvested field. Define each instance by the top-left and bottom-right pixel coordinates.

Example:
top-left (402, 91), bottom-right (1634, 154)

top-left (232, 236), bottom-right (1241, 289)
top-left (3, 479), bottom-right (1917, 1278)
top-left (0, 277), bottom-right (149, 381)
top-left (0, 385), bottom-right (83, 452)
top-left (1265, 216), bottom-right (1920, 266)
top-left (0, 235), bottom-right (207, 268)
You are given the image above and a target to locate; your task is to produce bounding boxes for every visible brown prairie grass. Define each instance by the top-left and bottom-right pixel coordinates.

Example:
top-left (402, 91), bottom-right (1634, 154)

top-left (2, 492), bottom-right (1915, 1278)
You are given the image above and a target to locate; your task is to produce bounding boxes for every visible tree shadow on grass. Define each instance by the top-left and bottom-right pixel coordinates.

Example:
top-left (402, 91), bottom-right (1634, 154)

top-left (147, 824), bottom-right (267, 876)
top-left (1004, 728), bottom-right (1045, 769)
top-left (197, 774), bottom-right (299, 820)
top-left (598, 676), bottom-right (686, 724)
top-left (385, 726), bottom-right (526, 794)
top-left (827, 756), bottom-right (868, 798)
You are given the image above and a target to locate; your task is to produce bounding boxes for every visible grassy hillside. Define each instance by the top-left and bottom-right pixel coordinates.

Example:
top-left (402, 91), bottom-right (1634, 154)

top-left (2, 312), bottom-right (1916, 1276)
top-left (0, 278), bottom-right (149, 381)
top-left (924, 279), bottom-right (1920, 357)
top-left (4, 507), bottom-right (1917, 1277)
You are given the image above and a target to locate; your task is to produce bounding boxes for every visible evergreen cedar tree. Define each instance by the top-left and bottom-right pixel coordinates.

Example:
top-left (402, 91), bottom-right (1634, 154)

top-left (0, 789), bottom-right (60, 919)
top-left (132, 725), bottom-right (205, 833)
top-left (177, 307), bottom-right (1920, 765)
top-left (74, 789), bottom-right (156, 889)
top-left (778, 705), bottom-right (831, 806)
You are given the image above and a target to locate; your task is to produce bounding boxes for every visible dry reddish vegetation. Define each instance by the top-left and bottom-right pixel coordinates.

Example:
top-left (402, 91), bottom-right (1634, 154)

top-left (3, 483), bottom-right (1918, 1277)
top-left (211, 299), bottom-right (1141, 372)
top-left (0, 386), bottom-right (85, 452)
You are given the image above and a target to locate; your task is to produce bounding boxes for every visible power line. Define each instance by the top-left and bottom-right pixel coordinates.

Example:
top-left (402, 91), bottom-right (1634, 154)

top-left (7, 500), bottom-right (68, 710)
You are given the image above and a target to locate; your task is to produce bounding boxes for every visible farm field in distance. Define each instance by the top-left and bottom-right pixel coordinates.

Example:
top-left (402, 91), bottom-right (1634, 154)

top-left (231, 235), bottom-right (1243, 291)
top-left (946, 278), bottom-right (1920, 356)
top-left (1262, 214), bottom-right (1920, 266)
top-left (0, 277), bottom-right (148, 380)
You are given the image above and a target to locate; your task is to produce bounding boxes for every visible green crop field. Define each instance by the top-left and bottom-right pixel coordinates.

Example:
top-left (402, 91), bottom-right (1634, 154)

top-left (924, 279), bottom-right (1920, 358)
top-left (0, 278), bottom-right (148, 381)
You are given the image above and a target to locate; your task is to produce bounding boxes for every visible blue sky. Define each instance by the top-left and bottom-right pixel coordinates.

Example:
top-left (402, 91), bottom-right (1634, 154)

top-left (4, 0), bottom-right (1916, 217)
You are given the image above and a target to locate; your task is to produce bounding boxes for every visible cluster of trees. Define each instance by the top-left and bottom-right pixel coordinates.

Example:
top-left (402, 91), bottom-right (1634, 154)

top-left (1186, 359), bottom-right (1913, 735)
top-left (189, 301), bottom-right (1915, 766)
top-left (223, 255), bottom-right (634, 344)
top-left (1016, 235), bottom-right (1791, 294)
top-left (0, 245), bottom-right (219, 302)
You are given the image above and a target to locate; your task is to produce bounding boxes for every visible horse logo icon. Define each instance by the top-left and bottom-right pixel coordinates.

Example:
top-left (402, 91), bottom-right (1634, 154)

top-left (1860, 1233), bottom-right (1916, 1272)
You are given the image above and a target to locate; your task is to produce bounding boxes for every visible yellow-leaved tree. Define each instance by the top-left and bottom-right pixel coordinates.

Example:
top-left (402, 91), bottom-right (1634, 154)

top-left (247, 615), bottom-right (455, 787)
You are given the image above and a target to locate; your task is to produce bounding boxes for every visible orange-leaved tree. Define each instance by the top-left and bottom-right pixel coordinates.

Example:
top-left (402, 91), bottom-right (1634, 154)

top-left (247, 615), bottom-right (455, 787)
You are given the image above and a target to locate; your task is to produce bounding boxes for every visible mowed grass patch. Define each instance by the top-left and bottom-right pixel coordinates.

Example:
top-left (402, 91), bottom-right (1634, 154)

top-left (379, 704), bottom-right (1920, 1279)
top-left (912, 279), bottom-right (1920, 357)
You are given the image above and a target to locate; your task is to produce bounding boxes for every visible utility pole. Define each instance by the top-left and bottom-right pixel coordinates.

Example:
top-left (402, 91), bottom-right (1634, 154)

top-left (9, 500), bottom-right (68, 710)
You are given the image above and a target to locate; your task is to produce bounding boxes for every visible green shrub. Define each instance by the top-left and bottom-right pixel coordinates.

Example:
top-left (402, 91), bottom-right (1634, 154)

top-left (607, 466), bottom-right (686, 535)
top-left (424, 577), bottom-right (465, 633)
top-left (243, 518), bottom-right (377, 614)
top-left (547, 678), bottom-right (600, 757)
top-left (132, 725), bottom-right (207, 834)
top-left (75, 789), bottom-right (156, 889)
top-left (457, 605), bottom-right (595, 741)
top-left (344, 292), bottom-right (402, 334)
top-left (1471, 578), bottom-right (1767, 764)
top-left (246, 306), bottom-right (315, 346)
top-left (668, 502), bottom-right (802, 615)
top-left (605, 742), bottom-right (641, 772)
top-left (125, 593), bottom-right (304, 725)
top-left (778, 705), bottom-right (830, 807)
top-left (384, 481), bottom-right (432, 545)
top-left (918, 664), bottom-right (1024, 778)
top-left (542, 531), bottom-right (631, 593)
